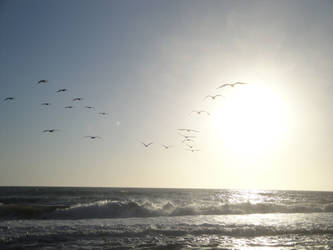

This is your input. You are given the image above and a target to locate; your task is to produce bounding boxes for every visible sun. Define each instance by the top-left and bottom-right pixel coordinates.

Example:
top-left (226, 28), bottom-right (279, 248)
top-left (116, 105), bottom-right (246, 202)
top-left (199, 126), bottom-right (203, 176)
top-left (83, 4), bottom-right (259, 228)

top-left (214, 83), bottom-right (289, 157)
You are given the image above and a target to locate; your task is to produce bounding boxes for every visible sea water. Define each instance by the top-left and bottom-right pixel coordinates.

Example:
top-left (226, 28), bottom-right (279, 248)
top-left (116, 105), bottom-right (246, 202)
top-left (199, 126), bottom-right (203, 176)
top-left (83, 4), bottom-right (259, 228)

top-left (0, 187), bottom-right (333, 249)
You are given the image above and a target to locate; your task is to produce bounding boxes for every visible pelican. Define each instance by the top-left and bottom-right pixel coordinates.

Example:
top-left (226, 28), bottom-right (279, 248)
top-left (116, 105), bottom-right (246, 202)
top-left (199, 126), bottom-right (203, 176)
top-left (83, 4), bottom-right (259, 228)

top-left (141, 142), bottom-right (153, 147)
top-left (178, 133), bottom-right (196, 139)
top-left (85, 136), bottom-right (102, 139)
top-left (3, 97), bottom-right (15, 101)
top-left (217, 82), bottom-right (248, 89)
top-left (191, 110), bottom-right (210, 115)
top-left (37, 80), bottom-right (48, 84)
top-left (73, 98), bottom-right (83, 101)
top-left (42, 129), bottom-right (59, 133)
top-left (56, 89), bottom-right (68, 93)
top-left (162, 144), bottom-right (172, 149)
top-left (41, 102), bottom-right (51, 106)
top-left (85, 106), bottom-right (95, 109)
top-left (64, 105), bottom-right (74, 109)
top-left (205, 95), bottom-right (223, 100)
top-left (99, 112), bottom-right (108, 115)
top-left (178, 129), bottom-right (199, 133)
top-left (182, 138), bottom-right (194, 143)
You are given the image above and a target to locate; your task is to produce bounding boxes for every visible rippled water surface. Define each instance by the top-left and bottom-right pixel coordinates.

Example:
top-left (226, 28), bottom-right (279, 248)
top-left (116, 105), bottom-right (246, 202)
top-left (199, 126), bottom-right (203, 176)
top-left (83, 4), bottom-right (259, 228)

top-left (1, 187), bottom-right (333, 249)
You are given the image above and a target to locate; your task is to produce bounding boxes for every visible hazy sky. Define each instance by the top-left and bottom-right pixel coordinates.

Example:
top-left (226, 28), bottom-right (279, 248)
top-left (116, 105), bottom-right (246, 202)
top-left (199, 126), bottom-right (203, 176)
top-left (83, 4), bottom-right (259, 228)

top-left (1, 0), bottom-right (333, 191)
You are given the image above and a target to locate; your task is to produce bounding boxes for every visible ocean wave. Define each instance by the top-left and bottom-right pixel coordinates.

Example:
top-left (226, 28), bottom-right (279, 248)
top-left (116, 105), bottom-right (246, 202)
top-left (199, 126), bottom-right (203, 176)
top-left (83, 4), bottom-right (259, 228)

top-left (1, 200), bottom-right (333, 220)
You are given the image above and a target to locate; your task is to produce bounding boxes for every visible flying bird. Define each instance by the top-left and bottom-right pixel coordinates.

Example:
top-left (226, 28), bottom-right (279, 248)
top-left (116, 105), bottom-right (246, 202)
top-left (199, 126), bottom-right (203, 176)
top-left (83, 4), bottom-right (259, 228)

top-left (141, 142), bottom-right (153, 147)
top-left (182, 138), bottom-right (194, 143)
top-left (191, 110), bottom-right (210, 115)
top-left (186, 144), bottom-right (194, 149)
top-left (42, 129), bottom-right (59, 133)
top-left (41, 102), bottom-right (51, 106)
top-left (73, 98), bottom-right (83, 101)
top-left (37, 80), bottom-right (48, 84)
top-left (99, 112), bottom-right (108, 115)
top-left (85, 106), bottom-right (95, 109)
top-left (188, 149), bottom-right (200, 152)
top-left (85, 136), bottom-right (102, 139)
top-left (3, 97), bottom-right (15, 101)
top-left (64, 105), bottom-right (74, 109)
top-left (178, 129), bottom-right (199, 133)
top-left (217, 82), bottom-right (248, 89)
top-left (178, 134), bottom-right (196, 139)
top-left (205, 95), bottom-right (223, 100)
top-left (162, 144), bottom-right (172, 149)
top-left (56, 89), bottom-right (68, 93)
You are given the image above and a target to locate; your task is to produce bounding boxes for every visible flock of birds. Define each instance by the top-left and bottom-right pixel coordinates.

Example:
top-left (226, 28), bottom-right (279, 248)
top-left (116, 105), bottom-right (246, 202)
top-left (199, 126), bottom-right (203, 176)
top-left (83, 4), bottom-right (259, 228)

top-left (3, 80), bottom-right (248, 153)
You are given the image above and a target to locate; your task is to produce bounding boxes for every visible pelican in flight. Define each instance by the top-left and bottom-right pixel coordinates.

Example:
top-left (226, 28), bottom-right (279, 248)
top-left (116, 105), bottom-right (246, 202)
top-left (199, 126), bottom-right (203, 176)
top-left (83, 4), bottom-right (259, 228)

top-left (3, 97), bottom-right (15, 101)
top-left (85, 106), bottom-right (95, 109)
top-left (191, 110), bottom-right (210, 115)
top-left (178, 129), bottom-right (199, 133)
top-left (73, 97), bottom-right (83, 101)
top-left (186, 144), bottom-right (194, 149)
top-left (141, 142), bottom-right (153, 147)
top-left (41, 102), bottom-right (51, 106)
top-left (99, 112), bottom-right (108, 115)
top-left (205, 95), bottom-right (223, 100)
top-left (57, 89), bottom-right (68, 93)
top-left (37, 80), bottom-right (48, 84)
top-left (182, 138), bottom-right (194, 143)
top-left (65, 105), bottom-right (74, 109)
top-left (85, 136), bottom-right (102, 139)
top-left (188, 149), bottom-right (200, 152)
top-left (217, 82), bottom-right (248, 89)
top-left (162, 144), bottom-right (172, 149)
top-left (178, 133), bottom-right (196, 139)
top-left (42, 129), bottom-right (59, 133)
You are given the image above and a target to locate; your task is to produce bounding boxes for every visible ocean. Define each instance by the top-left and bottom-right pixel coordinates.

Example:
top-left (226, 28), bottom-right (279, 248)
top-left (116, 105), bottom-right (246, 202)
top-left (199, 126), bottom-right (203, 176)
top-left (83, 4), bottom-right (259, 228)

top-left (0, 187), bottom-right (332, 249)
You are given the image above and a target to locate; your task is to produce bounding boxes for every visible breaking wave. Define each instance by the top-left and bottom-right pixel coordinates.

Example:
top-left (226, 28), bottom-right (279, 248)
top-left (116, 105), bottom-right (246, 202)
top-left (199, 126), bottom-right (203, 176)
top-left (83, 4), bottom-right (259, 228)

top-left (2, 199), bottom-right (333, 220)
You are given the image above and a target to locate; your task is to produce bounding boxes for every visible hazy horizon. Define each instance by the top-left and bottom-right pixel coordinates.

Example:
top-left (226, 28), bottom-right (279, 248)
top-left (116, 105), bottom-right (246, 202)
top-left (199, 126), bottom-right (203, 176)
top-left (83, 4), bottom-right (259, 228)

top-left (1, 0), bottom-right (333, 191)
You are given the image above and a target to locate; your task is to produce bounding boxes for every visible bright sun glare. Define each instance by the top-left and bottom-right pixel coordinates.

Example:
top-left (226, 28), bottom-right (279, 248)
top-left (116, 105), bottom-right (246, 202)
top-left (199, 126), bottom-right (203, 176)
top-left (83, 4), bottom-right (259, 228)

top-left (214, 83), bottom-right (289, 156)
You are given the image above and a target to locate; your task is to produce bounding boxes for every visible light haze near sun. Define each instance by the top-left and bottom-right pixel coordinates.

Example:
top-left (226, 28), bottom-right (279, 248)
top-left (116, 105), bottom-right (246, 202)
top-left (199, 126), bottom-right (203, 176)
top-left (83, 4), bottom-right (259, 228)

top-left (1, 0), bottom-right (333, 191)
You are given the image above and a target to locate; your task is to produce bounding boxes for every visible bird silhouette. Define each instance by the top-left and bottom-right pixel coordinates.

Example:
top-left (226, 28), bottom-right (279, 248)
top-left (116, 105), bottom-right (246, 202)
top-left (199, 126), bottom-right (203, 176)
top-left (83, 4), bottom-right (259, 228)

top-left (178, 129), bottom-right (199, 133)
top-left (188, 149), bottom-right (200, 152)
top-left (99, 112), bottom-right (108, 115)
top-left (85, 106), bottom-right (95, 109)
top-left (191, 110), bottom-right (210, 115)
top-left (64, 106), bottom-right (74, 109)
top-left (37, 80), bottom-right (48, 84)
top-left (3, 97), bottom-right (15, 101)
top-left (85, 136), bottom-right (102, 139)
top-left (217, 82), bottom-right (248, 89)
top-left (141, 142), bottom-right (153, 147)
top-left (56, 89), bottom-right (68, 93)
top-left (205, 95), bottom-right (223, 100)
top-left (178, 133), bottom-right (196, 139)
top-left (42, 129), bottom-right (59, 133)
top-left (41, 102), bottom-right (51, 106)
top-left (73, 98), bottom-right (83, 101)
top-left (182, 138), bottom-right (194, 143)
top-left (162, 144), bottom-right (172, 149)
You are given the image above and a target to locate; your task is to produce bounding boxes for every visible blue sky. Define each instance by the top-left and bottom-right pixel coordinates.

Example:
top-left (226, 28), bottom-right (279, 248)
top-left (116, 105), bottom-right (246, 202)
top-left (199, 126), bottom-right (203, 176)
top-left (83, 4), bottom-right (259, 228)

top-left (1, 0), bottom-right (333, 190)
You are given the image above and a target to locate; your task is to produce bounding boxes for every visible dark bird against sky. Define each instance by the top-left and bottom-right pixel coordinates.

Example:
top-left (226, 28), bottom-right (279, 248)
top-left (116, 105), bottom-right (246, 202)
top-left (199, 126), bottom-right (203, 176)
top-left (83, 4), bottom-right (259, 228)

top-left (42, 129), bottom-right (59, 133)
top-left (191, 110), bottom-right (210, 115)
top-left (3, 97), bottom-right (15, 101)
top-left (205, 95), bottom-right (223, 100)
top-left (85, 136), bottom-right (102, 139)
top-left (37, 80), bottom-right (48, 84)
top-left (56, 89), bottom-right (68, 93)
top-left (141, 142), bottom-right (153, 147)
top-left (217, 82), bottom-right (248, 89)
top-left (73, 98), bottom-right (83, 101)
top-left (178, 129), bottom-right (199, 133)
top-left (41, 102), bottom-right (51, 106)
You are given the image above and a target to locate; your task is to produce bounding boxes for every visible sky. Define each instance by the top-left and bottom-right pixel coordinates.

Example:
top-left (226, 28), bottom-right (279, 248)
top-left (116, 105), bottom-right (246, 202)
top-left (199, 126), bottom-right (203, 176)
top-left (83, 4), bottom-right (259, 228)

top-left (1, 0), bottom-right (333, 191)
